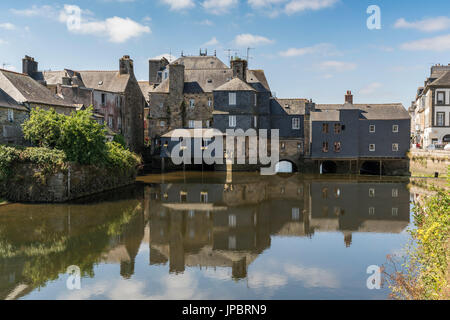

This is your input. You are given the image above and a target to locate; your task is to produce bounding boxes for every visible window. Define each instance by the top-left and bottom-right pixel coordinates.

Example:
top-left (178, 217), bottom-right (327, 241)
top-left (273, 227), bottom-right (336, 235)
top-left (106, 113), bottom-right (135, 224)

top-left (285, 104), bottom-right (290, 109)
top-left (164, 71), bottom-right (168, 80)
top-left (254, 93), bottom-right (257, 106)
top-left (334, 124), bottom-right (341, 134)
top-left (108, 116), bottom-right (113, 128)
top-left (292, 208), bottom-right (300, 221)
top-left (189, 99), bottom-right (195, 109)
top-left (281, 142), bottom-right (286, 150)
top-left (254, 116), bottom-right (258, 128)
top-left (437, 112), bottom-right (445, 126)
top-left (437, 91), bottom-right (445, 105)
top-left (7, 109), bottom-right (14, 122)
top-left (229, 115), bottom-right (236, 127)
top-left (391, 124), bottom-right (399, 133)
top-left (118, 117), bottom-right (122, 130)
top-left (229, 92), bottom-right (236, 106)
top-left (334, 188), bottom-right (341, 198)
top-left (369, 125), bottom-right (376, 133)
top-left (228, 236), bottom-right (236, 249)
top-left (392, 189), bottom-right (398, 198)
top-left (292, 118), bottom-right (301, 130)
top-left (205, 120), bottom-right (211, 128)
top-left (297, 142), bottom-right (303, 151)
top-left (369, 144), bottom-right (376, 152)
top-left (228, 215), bottom-right (237, 228)
top-left (369, 207), bottom-right (375, 216)
top-left (208, 98), bottom-right (212, 107)
top-left (180, 191), bottom-right (187, 203)
top-left (334, 142), bottom-right (341, 153)
top-left (101, 93), bottom-right (106, 106)
top-left (159, 102), bottom-right (164, 109)
top-left (369, 188), bottom-right (375, 197)
top-left (392, 143), bottom-right (399, 152)
top-left (322, 142), bottom-right (329, 153)
top-left (322, 188), bottom-right (328, 199)
top-left (160, 120), bottom-right (165, 127)
top-left (200, 192), bottom-right (208, 203)
top-left (322, 123), bottom-right (329, 134)
top-left (188, 120), bottom-right (195, 128)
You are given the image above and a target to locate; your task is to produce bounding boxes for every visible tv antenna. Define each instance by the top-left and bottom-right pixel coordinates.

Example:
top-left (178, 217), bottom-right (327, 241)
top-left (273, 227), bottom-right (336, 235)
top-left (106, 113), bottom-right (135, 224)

top-left (246, 47), bottom-right (255, 66)
top-left (225, 49), bottom-right (239, 62)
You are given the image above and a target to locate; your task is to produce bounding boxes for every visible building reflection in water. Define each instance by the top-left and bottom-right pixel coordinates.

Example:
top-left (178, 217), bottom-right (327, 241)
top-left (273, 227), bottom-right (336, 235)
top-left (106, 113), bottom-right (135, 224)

top-left (0, 174), bottom-right (410, 299)
top-left (146, 175), bottom-right (410, 279)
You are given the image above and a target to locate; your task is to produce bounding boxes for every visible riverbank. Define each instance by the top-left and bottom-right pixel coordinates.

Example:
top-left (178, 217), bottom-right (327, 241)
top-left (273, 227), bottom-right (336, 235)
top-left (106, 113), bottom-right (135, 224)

top-left (409, 149), bottom-right (449, 178)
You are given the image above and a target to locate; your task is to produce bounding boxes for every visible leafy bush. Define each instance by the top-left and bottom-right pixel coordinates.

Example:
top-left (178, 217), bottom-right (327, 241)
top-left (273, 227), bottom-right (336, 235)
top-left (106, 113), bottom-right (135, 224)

top-left (112, 134), bottom-right (126, 148)
top-left (106, 142), bottom-right (141, 173)
top-left (0, 145), bottom-right (20, 179)
top-left (23, 107), bottom-right (107, 165)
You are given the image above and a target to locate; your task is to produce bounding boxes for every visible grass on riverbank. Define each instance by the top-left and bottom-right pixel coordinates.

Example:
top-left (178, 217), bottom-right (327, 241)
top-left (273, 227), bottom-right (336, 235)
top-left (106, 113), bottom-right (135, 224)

top-left (386, 183), bottom-right (450, 300)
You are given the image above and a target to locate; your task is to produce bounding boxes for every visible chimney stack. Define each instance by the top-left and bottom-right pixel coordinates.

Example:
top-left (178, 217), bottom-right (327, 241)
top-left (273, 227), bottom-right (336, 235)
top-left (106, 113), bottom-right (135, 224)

top-left (345, 90), bottom-right (353, 104)
top-left (231, 58), bottom-right (248, 82)
top-left (119, 55), bottom-right (134, 76)
top-left (22, 55), bottom-right (38, 77)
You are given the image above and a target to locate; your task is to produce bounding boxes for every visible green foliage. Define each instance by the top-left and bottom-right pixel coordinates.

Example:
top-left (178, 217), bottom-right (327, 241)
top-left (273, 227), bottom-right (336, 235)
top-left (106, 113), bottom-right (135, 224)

top-left (0, 145), bottom-right (20, 179)
top-left (112, 134), bottom-right (126, 148)
top-left (22, 108), bottom-right (65, 148)
top-left (106, 142), bottom-right (142, 173)
top-left (387, 176), bottom-right (450, 300)
top-left (23, 107), bottom-right (107, 165)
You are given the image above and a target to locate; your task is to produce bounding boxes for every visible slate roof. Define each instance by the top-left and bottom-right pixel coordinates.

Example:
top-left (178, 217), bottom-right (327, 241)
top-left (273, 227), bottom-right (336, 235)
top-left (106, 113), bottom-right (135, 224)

top-left (430, 71), bottom-right (450, 87)
top-left (150, 78), bottom-right (170, 93)
top-left (247, 70), bottom-right (270, 92)
top-left (0, 88), bottom-right (28, 111)
top-left (311, 110), bottom-right (340, 121)
top-left (173, 56), bottom-right (228, 70)
top-left (78, 71), bottom-right (130, 93)
top-left (184, 68), bottom-right (233, 93)
top-left (271, 98), bottom-right (308, 115)
top-left (214, 77), bottom-right (256, 92)
top-left (315, 103), bottom-right (409, 120)
top-left (0, 69), bottom-right (75, 108)
top-left (138, 81), bottom-right (152, 100)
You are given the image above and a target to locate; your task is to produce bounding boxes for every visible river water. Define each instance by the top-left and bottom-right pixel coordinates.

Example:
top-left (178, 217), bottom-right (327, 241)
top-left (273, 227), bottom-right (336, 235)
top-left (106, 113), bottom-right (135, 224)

top-left (0, 172), bottom-right (413, 300)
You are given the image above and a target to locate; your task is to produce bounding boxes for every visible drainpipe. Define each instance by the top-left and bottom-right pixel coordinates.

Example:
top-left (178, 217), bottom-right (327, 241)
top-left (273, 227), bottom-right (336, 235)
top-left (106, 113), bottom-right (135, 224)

top-left (67, 165), bottom-right (71, 199)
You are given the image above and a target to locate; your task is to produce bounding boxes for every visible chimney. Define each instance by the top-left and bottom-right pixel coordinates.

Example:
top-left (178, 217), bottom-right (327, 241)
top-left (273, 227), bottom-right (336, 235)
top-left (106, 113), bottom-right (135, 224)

top-left (119, 55), bottom-right (134, 76)
top-left (168, 63), bottom-right (185, 96)
top-left (231, 58), bottom-right (248, 82)
top-left (22, 55), bottom-right (38, 77)
top-left (345, 90), bottom-right (353, 104)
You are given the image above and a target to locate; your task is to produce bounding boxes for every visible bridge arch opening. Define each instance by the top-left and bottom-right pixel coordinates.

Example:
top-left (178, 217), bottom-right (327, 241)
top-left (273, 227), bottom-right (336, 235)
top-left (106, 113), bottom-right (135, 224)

top-left (360, 161), bottom-right (382, 175)
top-left (320, 161), bottom-right (337, 174)
top-left (275, 160), bottom-right (297, 173)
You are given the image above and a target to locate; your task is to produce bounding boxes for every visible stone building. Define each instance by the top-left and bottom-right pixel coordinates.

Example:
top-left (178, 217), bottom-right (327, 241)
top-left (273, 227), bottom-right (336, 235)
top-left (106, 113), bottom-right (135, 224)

top-left (409, 64), bottom-right (450, 147)
top-left (23, 55), bottom-right (145, 153)
top-left (0, 68), bottom-right (76, 145)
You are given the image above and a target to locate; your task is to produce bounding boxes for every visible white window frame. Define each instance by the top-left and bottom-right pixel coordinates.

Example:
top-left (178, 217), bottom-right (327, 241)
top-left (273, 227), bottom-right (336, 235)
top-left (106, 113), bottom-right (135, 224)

top-left (228, 215), bottom-right (237, 228)
top-left (436, 112), bottom-right (445, 126)
top-left (392, 189), bottom-right (398, 198)
top-left (392, 125), bottom-right (399, 133)
top-left (254, 116), bottom-right (258, 128)
top-left (392, 143), bottom-right (399, 152)
top-left (369, 188), bottom-right (375, 197)
top-left (189, 99), bottom-right (195, 109)
top-left (437, 91), bottom-right (445, 105)
top-left (369, 125), bottom-right (376, 133)
top-left (229, 92), bottom-right (236, 106)
top-left (292, 208), bottom-right (300, 221)
top-left (292, 118), bottom-right (301, 130)
top-left (369, 207), bottom-right (375, 216)
top-left (369, 144), bottom-right (376, 152)
top-left (7, 109), bottom-right (14, 122)
top-left (208, 98), bottom-right (212, 107)
top-left (229, 115), bottom-right (236, 127)
top-left (160, 120), bottom-right (165, 127)
top-left (205, 120), bottom-right (211, 128)
top-left (188, 120), bottom-right (195, 128)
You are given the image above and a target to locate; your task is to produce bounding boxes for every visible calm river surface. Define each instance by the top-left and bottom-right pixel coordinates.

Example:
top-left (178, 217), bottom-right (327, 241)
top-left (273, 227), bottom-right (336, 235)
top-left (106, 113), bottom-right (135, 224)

top-left (0, 172), bottom-right (414, 300)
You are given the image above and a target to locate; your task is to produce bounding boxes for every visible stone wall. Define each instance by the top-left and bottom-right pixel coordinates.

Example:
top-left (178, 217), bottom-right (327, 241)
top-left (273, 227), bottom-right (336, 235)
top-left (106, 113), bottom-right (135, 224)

top-left (0, 108), bottom-right (28, 145)
top-left (410, 150), bottom-right (450, 177)
top-left (2, 163), bottom-right (137, 203)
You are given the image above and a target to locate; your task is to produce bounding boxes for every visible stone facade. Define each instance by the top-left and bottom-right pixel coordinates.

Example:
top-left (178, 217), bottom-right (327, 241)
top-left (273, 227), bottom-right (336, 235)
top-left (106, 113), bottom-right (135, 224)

top-left (0, 107), bottom-right (28, 145)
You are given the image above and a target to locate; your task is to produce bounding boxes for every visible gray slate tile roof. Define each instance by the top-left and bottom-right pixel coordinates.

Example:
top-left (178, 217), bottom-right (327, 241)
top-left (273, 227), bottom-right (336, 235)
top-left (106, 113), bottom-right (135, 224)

top-left (0, 69), bottom-right (75, 108)
top-left (315, 103), bottom-right (409, 120)
top-left (138, 81), bottom-right (152, 100)
top-left (214, 77), bottom-right (256, 92)
top-left (271, 98), bottom-right (308, 115)
top-left (184, 68), bottom-right (233, 93)
top-left (173, 56), bottom-right (228, 70)
top-left (0, 88), bottom-right (28, 111)
top-left (78, 71), bottom-right (130, 93)
top-left (430, 71), bottom-right (450, 87)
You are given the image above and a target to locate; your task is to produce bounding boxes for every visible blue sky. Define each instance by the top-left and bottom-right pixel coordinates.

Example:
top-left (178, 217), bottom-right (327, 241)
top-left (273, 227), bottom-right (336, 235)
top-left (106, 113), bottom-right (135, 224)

top-left (1, 0), bottom-right (450, 108)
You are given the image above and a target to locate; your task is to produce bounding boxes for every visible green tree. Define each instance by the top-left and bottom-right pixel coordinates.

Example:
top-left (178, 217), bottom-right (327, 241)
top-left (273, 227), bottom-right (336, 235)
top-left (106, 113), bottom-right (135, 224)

top-left (22, 108), bottom-right (65, 148)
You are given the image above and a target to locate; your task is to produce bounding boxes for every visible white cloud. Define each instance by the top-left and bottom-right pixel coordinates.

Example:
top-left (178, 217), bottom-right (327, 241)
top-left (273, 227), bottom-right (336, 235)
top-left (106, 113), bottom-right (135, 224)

top-left (58, 5), bottom-right (150, 43)
top-left (234, 33), bottom-right (274, 47)
top-left (0, 39), bottom-right (7, 45)
top-left (400, 34), bottom-right (450, 52)
top-left (248, 0), bottom-right (286, 8)
top-left (151, 53), bottom-right (177, 62)
top-left (284, 0), bottom-right (338, 15)
top-left (359, 82), bottom-right (382, 95)
top-left (279, 43), bottom-right (338, 57)
top-left (394, 17), bottom-right (450, 32)
top-left (0, 23), bottom-right (16, 30)
top-left (319, 60), bottom-right (356, 72)
top-left (203, 37), bottom-right (219, 47)
top-left (283, 264), bottom-right (340, 288)
top-left (248, 272), bottom-right (288, 288)
top-left (162, 0), bottom-right (195, 11)
top-left (198, 19), bottom-right (214, 26)
top-left (10, 5), bottom-right (56, 17)
top-left (202, 0), bottom-right (238, 15)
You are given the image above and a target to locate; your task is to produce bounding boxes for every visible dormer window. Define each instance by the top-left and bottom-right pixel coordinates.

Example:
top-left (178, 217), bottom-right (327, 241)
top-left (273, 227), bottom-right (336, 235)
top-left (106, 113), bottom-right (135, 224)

top-left (189, 99), bottom-right (195, 109)
top-left (229, 92), bottom-right (236, 106)
top-left (285, 104), bottom-right (290, 109)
